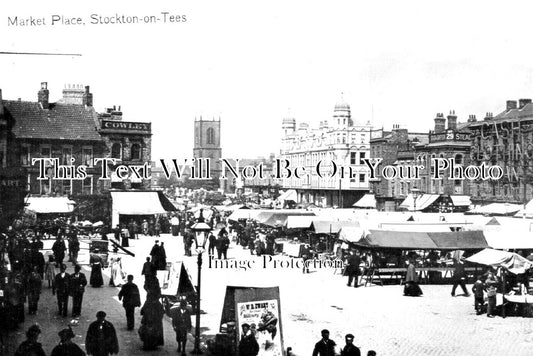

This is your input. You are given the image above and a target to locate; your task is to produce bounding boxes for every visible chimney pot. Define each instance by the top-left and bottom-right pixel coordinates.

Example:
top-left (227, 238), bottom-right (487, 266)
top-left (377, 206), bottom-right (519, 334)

top-left (506, 100), bottom-right (517, 111)
top-left (38, 82), bottom-right (50, 109)
top-left (519, 99), bottom-right (532, 109)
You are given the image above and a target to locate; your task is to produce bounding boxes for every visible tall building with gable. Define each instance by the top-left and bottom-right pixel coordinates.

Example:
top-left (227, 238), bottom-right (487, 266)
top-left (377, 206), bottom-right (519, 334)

top-left (280, 97), bottom-right (372, 208)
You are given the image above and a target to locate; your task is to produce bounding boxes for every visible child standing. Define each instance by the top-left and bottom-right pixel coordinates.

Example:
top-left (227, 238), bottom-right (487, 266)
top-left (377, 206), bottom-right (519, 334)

top-left (44, 255), bottom-right (56, 288)
top-left (472, 275), bottom-right (485, 315)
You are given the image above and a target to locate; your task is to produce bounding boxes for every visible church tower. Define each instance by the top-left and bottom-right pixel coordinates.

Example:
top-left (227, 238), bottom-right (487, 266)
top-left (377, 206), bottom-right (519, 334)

top-left (193, 117), bottom-right (222, 186)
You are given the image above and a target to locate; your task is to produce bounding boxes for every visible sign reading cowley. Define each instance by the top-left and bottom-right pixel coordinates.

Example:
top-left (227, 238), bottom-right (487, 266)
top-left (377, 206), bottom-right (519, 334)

top-left (101, 120), bottom-right (151, 132)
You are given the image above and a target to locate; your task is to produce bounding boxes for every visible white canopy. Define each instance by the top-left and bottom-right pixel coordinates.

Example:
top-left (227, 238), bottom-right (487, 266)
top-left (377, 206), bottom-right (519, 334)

top-left (470, 203), bottom-right (522, 216)
top-left (353, 194), bottom-right (376, 208)
top-left (450, 195), bottom-right (471, 207)
top-left (111, 191), bottom-right (168, 226)
top-left (466, 248), bottom-right (533, 274)
top-left (26, 197), bottom-right (75, 214)
top-left (399, 194), bottom-right (439, 211)
top-left (277, 189), bottom-right (297, 202)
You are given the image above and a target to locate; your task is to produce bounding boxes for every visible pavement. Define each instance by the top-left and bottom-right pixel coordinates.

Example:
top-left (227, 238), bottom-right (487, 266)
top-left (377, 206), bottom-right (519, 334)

top-left (6, 234), bottom-right (533, 355)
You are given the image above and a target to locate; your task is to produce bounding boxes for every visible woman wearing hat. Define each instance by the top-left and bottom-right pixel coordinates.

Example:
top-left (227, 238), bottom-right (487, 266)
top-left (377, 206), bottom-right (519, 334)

top-left (14, 324), bottom-right (45, 356)
top-left (51, 327), bottom-right (86, 356)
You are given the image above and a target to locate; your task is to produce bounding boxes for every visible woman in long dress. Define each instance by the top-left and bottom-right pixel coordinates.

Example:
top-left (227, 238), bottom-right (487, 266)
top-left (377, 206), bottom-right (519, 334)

top-left (89, 253), bottom-right (104, 287)
top-left (404, 259), bottom-right (423, 296)
top-left (109, 257), bottom-right (126, 287)
top-left (138, 296), bottom-right (165, 350)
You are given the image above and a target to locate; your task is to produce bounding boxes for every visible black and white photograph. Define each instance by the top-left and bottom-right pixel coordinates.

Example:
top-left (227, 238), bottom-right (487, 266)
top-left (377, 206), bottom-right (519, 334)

top-left (2, 1), bottom-right (533, 355)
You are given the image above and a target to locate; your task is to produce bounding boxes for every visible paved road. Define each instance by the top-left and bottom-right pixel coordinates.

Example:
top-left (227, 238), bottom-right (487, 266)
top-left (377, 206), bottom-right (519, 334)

top-left (7, 234), bottom-right (533, 355)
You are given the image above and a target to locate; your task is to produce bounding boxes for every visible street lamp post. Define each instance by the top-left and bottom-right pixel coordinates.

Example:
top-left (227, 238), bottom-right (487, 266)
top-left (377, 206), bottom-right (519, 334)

top-left (190, 209), bottom-right (212, 355)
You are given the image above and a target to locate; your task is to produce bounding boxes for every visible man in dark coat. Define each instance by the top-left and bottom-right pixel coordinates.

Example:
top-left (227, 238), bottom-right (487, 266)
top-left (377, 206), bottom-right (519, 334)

top-left (52, 236), bottom-right (67, 267)
top-left (238, 323), bottom-right (259, 356)
top-left (69, 264), bottom-right (88, 317)
top-left (150, 241), bottom-right (161, 268)
top-left (85, 311), bottom-right (119, 356)
top-left (312, 329), bottom-right (337, 356)
top-left (51, 327), bottom-right (86, 356)
top-left (157, 242), bottom-right (167, 270)
top-left (15, 324), bottom-right (46, 356)
top-left (346, 250), bottom-right (361, 288)
top-left (171, 300), bottom-right (192, 354)
top-left (26, 266), bottom-right (42, 315)
top-left (208, 232), bottom-right (216, 256)
top-left (54, 264), bottom-right (70, 317)
top-left (118, 275), bottom-right (141, 330)
top-left (141, 257), bottom-right (154, 280)
top-left (451, 259), bottom-right (471, 297)
top-left (340, 334), bottom-right (361, 356)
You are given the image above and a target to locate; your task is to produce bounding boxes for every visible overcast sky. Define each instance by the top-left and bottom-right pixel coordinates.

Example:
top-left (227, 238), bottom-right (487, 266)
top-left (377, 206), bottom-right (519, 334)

top-left (3, 0), bottom-right (533, 160)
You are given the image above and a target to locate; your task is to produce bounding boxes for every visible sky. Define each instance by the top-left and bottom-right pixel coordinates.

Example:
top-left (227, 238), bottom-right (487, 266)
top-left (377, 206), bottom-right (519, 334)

top-left (3, 0), bottom-right (533, 160)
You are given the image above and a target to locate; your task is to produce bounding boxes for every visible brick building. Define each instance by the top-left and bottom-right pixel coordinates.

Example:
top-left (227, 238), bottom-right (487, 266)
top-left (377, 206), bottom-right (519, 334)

top-left (0, 82), bottom-right (152, 198)
top-left (468, 98), bottom-right (533, 204)
top-left (369, 125), bottom-right (428, 210)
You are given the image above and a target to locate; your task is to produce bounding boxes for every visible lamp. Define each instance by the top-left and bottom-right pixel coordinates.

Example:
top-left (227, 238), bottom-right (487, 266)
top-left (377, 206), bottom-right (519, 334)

top-left (189, 209), bottom-right (212, 354)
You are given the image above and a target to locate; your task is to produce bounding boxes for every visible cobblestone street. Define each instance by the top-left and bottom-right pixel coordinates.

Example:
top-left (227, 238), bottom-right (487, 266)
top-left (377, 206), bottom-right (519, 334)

top-left (6, 234), bottom-right (533, 355)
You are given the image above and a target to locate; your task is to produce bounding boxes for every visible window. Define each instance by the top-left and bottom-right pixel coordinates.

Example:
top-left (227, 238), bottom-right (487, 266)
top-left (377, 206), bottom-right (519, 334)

top-left (359, 174), bottom-right (366, 183)
top-left (455, 154), bottom-right (463, 165)
top-left (359, 152), bottom-right (366, 164)
top-left (62, 146), bottom-right (72, 165)
top-left (207, 127), bottom-right (215, 145)
top-left (40, 145), bottom-right (51, 158)
top-left (82, 146), bottom-right (93, 167)
top-left (62, 180), bottom-right (72, 195)
top-left (40, 178), bottom-right (51, 195)
top-left (350, 152), bottom-right (356, 164)
top-left (131, 144), bottom-right (141, 160)
top-left (111, 143), bottom-right (121, 159)
top-left (20, 145), bottom-right (31, 166)
top-left (82, 176), bottom-right (93, 195)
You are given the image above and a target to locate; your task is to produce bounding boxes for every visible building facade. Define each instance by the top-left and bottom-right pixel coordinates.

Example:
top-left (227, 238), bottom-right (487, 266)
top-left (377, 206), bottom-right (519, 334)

top-left (0, 82), bottom-right (152, 198)
top-left (468, 98), bottom-right (533, 203)
top-left (370, 125), bottom-right (428, 210)
top-left (280, 99), bottom-right (372, 208)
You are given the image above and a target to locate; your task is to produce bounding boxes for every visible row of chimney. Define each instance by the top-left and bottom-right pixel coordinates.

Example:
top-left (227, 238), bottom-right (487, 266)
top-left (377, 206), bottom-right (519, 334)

top-left (434, 111), bottom-right (457, 133)
top-left (38, 82), bottom-right (93, 109)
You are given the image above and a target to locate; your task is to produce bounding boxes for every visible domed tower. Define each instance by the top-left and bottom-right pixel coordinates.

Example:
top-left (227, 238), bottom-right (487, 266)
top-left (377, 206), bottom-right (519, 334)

top-left (333, 95), bottom-right (353, 129)
top-left (281, 116), bottom-right (296, 136)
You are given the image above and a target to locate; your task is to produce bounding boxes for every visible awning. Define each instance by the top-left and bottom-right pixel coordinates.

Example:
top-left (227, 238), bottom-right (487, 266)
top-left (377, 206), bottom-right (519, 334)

top-left (278, 189), bottom-right (297, 202)
top-left (227, 209), bottom-right (263, 221)
top-left (450, 195), bottom-right (471, 207)
top-left (353, 194), bottom-right (376, 208)
top-left (26, 197), bottom-right (75, 214)
top-left (466, 248), bottom-right (533, 274)
top-left (256, 211), bottom-right (315, 227)
top-left (111, 191), bottom-right (175, 226)
top-left (311, 220), bottom-right (359, 234)
top-left (363, 229), bottom-right (489, 250)
top-left (339, 227), bottom-right (366, 243)
top-left (399, 194), bottom-right (440, 211)
top-left (286, 215), bottom-right (314, 229)
top-left (483, 228), bottom-right (533, 249)
top-left (469, 203), bottom-right (522, 216)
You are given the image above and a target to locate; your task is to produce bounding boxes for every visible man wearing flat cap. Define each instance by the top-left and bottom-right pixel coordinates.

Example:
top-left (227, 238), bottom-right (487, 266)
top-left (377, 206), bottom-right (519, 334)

top-left (51, 326), bottom-right (86, 356)
top-left (85, 311), bottom-right (119, 356)
top-left (341, 334), bottom-right (361, 356)
top-left (312, 329), bottom-right (337, 356)
top-left (238, 323), bottom-right (259, 356)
